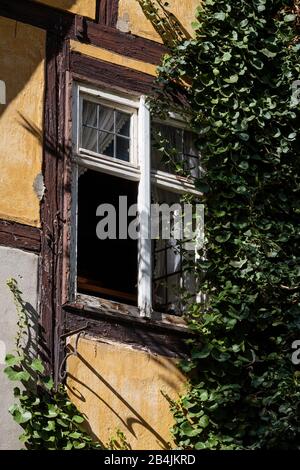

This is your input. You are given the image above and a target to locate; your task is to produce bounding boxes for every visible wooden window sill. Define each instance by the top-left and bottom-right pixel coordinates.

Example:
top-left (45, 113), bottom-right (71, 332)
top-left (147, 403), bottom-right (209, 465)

top-left (64, 293), bottom-right (189, 335)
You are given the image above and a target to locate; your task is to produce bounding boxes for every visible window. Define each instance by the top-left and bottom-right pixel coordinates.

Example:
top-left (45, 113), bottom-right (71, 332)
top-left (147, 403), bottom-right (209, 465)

top-left (151, 121), bottom-right (201, 314)
top-left (72, 84), bottom-right (201, 318)
top-left (151, 122), bottom-right (200, 179)
top-left (81, 100), bottom-right (131, 161)
top-left (77, 170), bottom-right (138, 305)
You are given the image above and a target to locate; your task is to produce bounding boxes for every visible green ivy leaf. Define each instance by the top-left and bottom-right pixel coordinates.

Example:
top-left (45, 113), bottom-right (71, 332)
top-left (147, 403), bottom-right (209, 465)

top-left (214, 12), bottom-right (226, 21)
top-left (224, 74), bottom-right (239, 83)
top-left (13, 410), bottom-right (32, 424)
top-left (215, 233), bottom-right (231, 243)
top-left (31, 359), bottom-right (45, 373)
top-left (5, 354), bottom-right (22, 367)
top-left (72, 415), bottom-right (85, 424)
top-left (284, 14), bottom-right (296, 22)
top-left (260, 48), bottom-right (277, 58)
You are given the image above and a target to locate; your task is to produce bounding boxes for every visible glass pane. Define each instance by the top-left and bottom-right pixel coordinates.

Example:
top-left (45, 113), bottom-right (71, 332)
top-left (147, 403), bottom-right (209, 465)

top-left (152, 186), bottom-right (183, 313)
top-left (151, 185), bottom-right (198, 314)
top-left (151, 123), bottom-right (183, 174)
top-left (116, 111), bottom-right (130, 137)
top-left (116, 136), bottom-right (130, 162)
top-left (166, 242), bottom-right (181, 275)
top-left (153, 278), bottom-right (167, 309)
top-left (183, 130), bottom-right (200, 178)
top-left (153, 241), bottom-right (167, 279)
top-left (98, 131), bottom-right (114, 158)
top-left (153, 273), bottom-right (181, 314)
top-left (151, 123), bottom-right (201, 178)
top-left (82, 126), bottom-right (97, 153)
top-left (82, 100), bottom-right (98, 127)
top-left (98, 104), bottom-right (114, 133)
top-left (167, 273), bottom-right (182, 308)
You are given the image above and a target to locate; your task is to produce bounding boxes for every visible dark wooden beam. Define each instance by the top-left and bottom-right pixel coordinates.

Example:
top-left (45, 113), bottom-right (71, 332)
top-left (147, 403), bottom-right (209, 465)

top-left (0, 0), bottom-right (74, 35)
top-left (74, 22), bottom-right (166, 66)
top-left (38, 31), bottom-right (69, 378)
top-left (70, 51), bottom-right (156, 96)
top-left (0, 219), bottom-right (41, 253)
top-left (0, 1), bottom-right (166, 66)
top-left (96, 0), bottom-right (119, 27)
top-left (64, 307), bottom-right (189, 359)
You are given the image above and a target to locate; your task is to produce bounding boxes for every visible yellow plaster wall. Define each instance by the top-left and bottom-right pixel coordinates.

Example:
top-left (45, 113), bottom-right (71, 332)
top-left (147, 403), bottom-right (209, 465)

top-left (31, 0), bottom-right (96, 19)
top-left (70, 40), bottom-right (158, 76)
top-left (0, 18), bottom-right (45, 227)
top-left (117, 0), bottom-right (200, 42)
top-left (67, 337), bottom-right (187, 450)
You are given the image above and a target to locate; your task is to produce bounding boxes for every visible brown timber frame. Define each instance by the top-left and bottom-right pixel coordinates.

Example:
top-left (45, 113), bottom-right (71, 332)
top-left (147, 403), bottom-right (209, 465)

top-left (0, 0), bottom-right (188, 384)
top-left (0, 220), bottom-right (41, 253)
top-left (96, 0), bottom-right (119, 26)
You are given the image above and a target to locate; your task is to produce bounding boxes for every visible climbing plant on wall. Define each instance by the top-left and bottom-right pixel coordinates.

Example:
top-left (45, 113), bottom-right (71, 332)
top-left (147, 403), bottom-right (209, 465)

top-left (140, 0), bottom-right (300, 449)
top-left (4, 279), bottom-right (103, 450)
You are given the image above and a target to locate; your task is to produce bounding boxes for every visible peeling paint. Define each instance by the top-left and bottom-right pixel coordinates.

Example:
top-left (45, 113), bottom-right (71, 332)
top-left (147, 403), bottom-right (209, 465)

top-left (0, 80), bottom-right (6, 105)
top-left (67, 336), bottom-right (187, 450)
top-left (33, 173), bottom-right (45, 201)
top-left (116, 12), bottom-right (131, 34)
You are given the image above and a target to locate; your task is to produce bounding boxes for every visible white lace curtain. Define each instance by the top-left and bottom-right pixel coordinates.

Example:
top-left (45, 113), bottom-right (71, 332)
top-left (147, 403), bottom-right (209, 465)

top-left (82, 101), bottom-right (127, 156)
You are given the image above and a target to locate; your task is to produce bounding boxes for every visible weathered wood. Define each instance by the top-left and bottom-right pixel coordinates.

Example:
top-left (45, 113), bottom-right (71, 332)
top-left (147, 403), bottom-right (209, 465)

top-left (70, 52), bottom-right (156, 96)
top-left (67, 294), bottom-right (188, 331)
top-left (75, 22), bottom-right (166, 66)
top-left (0, 0), bottom-right (74, 35)
top-left (0, 0), bottom-right (166, 66)
top-left (39, 31), bottom-right (68, 378)
top-left (96, 0), bottom-right (119, 27)
top-left (64, 298), bottom-right (190, 359)
top-left (0, 219), bottom-right (41, 253)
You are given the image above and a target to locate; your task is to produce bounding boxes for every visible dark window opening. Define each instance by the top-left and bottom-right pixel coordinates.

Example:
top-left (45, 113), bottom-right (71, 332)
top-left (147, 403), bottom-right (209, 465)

top-left (77, 169), bottom-right (138, 305)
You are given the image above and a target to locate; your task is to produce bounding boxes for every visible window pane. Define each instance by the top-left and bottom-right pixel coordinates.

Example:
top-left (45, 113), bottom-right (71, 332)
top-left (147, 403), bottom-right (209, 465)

top-left (77, 170), bottom-right (138, 305)
top-left (116, 136), bottom-right (130, 162)
top-left (82, 100), bottom-right (97, 127)
top-left (116, 111), bottom-right (130, 137)
top-left (98, 131), bottom-right (114, 158)
top-left (81, 99), bottom-right (132, 163)
top-left (153, 273), bottom-right (181, 314)
top-left (152, 186), bottom-right (182, 314)
top-left (151, 185), bottom-right (197, 315)
top-left (82, 126), bottom-right (97, 153)
top-left (151, 123), bottom-right (200, 178)
top-left (183, 130), bottom-right (200, 178)
top-left (151, 123), bottom-right (182, 174)
top-left (166, 242), bottom-right (181, 275)
top-left (98, 104), bottom-right (114, 132)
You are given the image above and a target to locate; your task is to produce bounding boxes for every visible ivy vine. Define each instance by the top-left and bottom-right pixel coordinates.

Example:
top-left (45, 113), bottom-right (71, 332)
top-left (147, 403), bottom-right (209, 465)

top-left (144, 0), bottom-right (300, 449)
top-left (4, 279), bottom-right (102, 450)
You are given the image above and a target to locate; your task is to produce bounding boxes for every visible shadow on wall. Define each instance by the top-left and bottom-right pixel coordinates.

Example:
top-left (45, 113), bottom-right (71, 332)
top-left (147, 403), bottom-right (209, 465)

top-left (0, 1), bottom-right (78, 121)
top-left (6, 279), bottom-right (48, 369)
top-left (136, 0), bottom-right (191, 47)
top-left (66, 343), bottom-right (175, 450)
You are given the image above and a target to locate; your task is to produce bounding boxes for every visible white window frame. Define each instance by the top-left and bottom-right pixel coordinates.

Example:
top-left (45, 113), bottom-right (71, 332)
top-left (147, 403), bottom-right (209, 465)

top-left (151, 115), bottom-right (201, 196)
top-left (75, 84), bottom-right (140, 181)
top-left (71, 83), bottom-right (201, 318)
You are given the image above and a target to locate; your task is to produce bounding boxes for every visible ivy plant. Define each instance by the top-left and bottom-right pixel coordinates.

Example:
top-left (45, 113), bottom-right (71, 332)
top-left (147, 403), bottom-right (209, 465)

top-left (141, 0), bottom-right (300, 449)
top-left (4, 279), bottom-right (102, 450)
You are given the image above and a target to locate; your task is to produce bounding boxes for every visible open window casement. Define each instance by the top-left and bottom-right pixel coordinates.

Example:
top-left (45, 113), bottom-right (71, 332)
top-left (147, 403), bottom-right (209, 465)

top-left (71, 83), bottom-right (201, 318)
